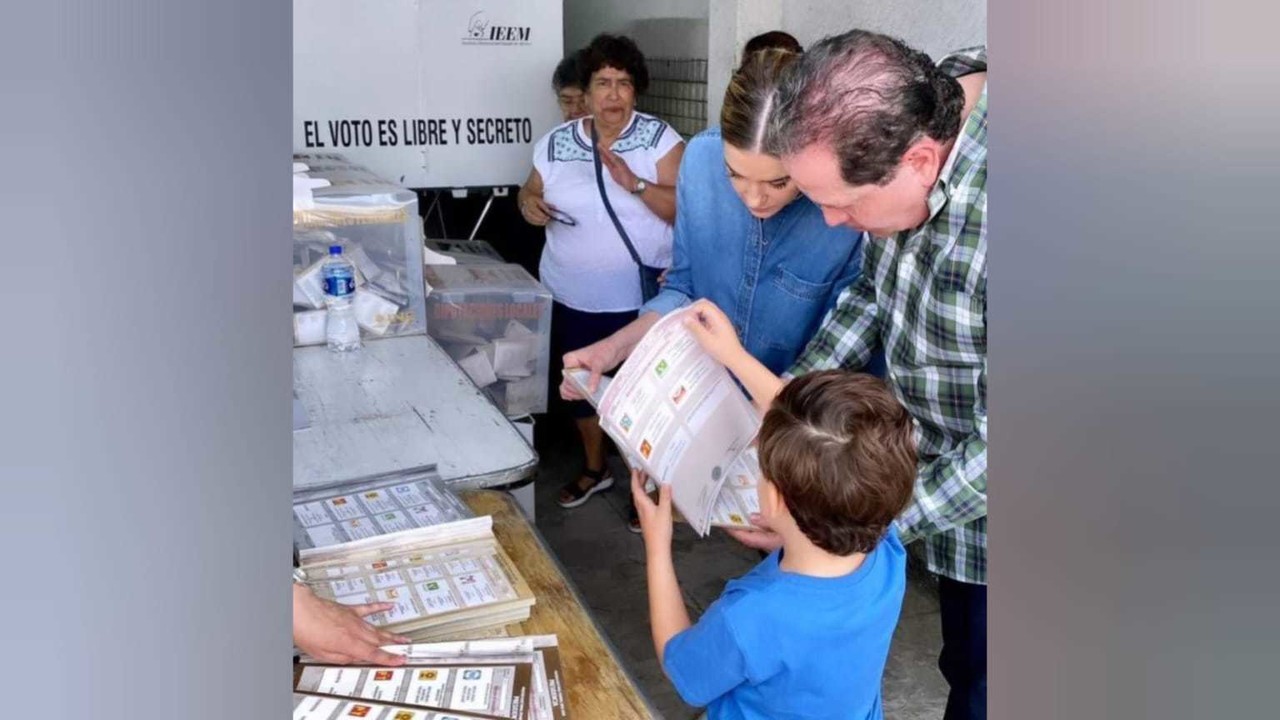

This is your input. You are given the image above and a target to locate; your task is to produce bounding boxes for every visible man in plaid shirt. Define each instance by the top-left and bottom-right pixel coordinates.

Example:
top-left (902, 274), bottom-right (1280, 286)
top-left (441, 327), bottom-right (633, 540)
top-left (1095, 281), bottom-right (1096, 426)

top-left (758, 31), bottom-right (987, 720)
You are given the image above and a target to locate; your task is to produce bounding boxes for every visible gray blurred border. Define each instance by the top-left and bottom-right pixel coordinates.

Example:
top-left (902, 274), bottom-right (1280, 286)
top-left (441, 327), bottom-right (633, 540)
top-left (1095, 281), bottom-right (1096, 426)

top-left (1, 0), bottom-right (291, 716)
top-left (992, 0), bottom-right (1280, 717)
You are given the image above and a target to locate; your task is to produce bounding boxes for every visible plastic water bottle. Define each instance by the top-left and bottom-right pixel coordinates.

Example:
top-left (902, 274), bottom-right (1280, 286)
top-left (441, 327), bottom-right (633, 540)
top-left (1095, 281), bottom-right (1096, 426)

top-left (322, 245), bottom-right (361, 352)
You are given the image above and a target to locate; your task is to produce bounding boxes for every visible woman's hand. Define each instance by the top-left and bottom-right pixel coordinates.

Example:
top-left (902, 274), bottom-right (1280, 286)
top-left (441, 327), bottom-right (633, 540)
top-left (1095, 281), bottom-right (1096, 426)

top-left (597, 143), bottom-right (642, 193)
top-left (725, 513), bottom-right (785, 552)
top-left (293, 584), bottom-right (409, 665)
top-left (561, 337), bottom-right (626, 400)
top-left (520, 195), bottom-right (557, 226)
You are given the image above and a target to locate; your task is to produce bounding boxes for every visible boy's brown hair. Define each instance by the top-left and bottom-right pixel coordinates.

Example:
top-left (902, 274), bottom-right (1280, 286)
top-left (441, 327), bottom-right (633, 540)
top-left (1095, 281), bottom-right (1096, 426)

top-left (757, 371), bottom-right (917, 555)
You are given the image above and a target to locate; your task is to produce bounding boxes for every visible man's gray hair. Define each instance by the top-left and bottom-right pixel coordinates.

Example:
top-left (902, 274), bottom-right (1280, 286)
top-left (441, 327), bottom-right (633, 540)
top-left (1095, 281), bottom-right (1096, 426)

top-left (765, 30), bottom-right (964, 187)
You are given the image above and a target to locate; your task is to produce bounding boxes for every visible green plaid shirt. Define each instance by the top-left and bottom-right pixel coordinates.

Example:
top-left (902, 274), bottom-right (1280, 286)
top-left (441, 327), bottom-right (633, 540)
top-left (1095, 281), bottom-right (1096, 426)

top-left (788, 47), bottom-right (988, 584)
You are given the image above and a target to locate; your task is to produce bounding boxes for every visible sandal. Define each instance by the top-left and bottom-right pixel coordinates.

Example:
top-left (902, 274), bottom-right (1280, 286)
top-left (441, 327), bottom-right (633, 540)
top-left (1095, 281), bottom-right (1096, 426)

top-left (557, 467), bottom-right (614, 509)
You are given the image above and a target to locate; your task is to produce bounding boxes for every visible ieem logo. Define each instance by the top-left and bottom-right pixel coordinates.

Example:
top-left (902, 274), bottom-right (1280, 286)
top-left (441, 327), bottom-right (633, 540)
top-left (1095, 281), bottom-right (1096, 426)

top-left (461, 11), bottom-right (531, 45)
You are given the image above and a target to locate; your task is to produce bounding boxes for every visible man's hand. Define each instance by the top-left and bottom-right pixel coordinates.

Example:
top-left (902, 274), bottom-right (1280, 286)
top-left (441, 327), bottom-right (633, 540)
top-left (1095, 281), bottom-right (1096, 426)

top-left (725, 513), bottom-right (785, 552)
top-left (560, 338), bottom-right (625, 401)
top-left (631, 469), bottom-right (673, 553)
top-left (293, 584), bottom-right (409, 665)
top-left (597, 143), bottom-right (642, 193)
top-left (519, 195), bottom-right (557, 226)
top-left (684, 299), bottom-right (747, 367)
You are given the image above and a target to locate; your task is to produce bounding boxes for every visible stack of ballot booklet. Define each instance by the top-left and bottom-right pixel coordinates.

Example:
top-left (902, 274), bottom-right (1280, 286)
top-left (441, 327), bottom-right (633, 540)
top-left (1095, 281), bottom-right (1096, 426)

top-left (295, 473), bottom-right (536, 640)
top-left (294, 635), bottom-right (569, 720)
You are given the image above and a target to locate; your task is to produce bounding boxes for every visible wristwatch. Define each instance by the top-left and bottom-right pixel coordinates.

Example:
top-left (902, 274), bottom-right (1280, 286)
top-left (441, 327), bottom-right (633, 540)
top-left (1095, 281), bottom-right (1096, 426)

top-left (631, 178), bottom-right (647, 195)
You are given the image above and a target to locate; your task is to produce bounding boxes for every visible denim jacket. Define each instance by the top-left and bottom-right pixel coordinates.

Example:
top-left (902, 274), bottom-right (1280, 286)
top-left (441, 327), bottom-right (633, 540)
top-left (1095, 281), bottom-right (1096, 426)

top-left (643, 128), bottom-right (880, 375)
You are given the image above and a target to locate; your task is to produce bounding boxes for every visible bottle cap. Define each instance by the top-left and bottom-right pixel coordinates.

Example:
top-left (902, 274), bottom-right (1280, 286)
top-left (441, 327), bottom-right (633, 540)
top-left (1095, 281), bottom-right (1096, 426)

top-left (329, 245), bottom-right (342, 255)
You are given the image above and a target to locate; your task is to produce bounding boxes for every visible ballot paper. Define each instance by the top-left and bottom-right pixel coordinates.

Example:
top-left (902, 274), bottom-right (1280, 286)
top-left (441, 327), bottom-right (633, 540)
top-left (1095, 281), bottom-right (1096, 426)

top-left (563, 308), bottom-right (762, 535)
top-left (296, 662), bottom-right (534, 720)
top-left (295, 309), bottom-right (328, 346)
top-left (354, 288), bottom-right (402, 336)
top-left (457, 350), bottom-right (499, 388)
top-left (295, 259), bottom-right (328, 310)
top-left (299, 516), bottom-right (536, 641)
top-left (292, 470), bottom-right (473, 554)
top-left (292, 693), bottom-right (496, 720)
top-left (380, 636), bottom-right (569, 720)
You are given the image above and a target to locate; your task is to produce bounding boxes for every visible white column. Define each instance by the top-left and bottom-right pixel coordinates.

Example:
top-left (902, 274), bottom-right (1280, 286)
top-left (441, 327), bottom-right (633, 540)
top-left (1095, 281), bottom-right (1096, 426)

top-left (706, 0), bottom-right (783, 129)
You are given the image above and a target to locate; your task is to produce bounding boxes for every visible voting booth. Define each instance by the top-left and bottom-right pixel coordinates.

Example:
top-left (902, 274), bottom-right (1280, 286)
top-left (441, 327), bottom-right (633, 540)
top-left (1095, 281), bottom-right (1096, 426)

top-left (293, 0), bottom-right (563, 191)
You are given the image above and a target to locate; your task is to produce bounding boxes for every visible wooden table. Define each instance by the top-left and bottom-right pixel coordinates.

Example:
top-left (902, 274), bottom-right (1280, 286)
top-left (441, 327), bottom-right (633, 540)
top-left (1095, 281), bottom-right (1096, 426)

top-left (461, 490), bottom-right (657, 720)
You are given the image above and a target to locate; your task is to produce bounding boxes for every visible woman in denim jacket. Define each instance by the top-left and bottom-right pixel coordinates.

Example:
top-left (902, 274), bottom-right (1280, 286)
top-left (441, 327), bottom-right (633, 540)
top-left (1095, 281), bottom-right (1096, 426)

top-left (560, 47), bottom-right (883, 530)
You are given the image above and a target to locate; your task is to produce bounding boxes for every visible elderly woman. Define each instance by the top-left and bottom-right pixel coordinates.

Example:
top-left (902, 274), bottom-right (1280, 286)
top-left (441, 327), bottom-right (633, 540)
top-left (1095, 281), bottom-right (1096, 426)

top-left (562, 46), bottom-right (884, 531)
top-left (518, 33), bottom-right (685, 510)
top-left (551, 50), bottom-right (589, 123)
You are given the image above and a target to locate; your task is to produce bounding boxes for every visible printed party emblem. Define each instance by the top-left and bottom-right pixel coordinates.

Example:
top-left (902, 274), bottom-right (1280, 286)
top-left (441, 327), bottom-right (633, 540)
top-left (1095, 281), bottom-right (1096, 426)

top-left (348, 706), bottom-right (371, 718)
top-left (372, 561), bottom-right (388, 570)
top-left (462, 670), bottom-right (482, 681)
top-left (655, 359), bottom-right (670, 378)
top-left (729, 514), bottom-right (744, 525)
top-left (620, 414), bottom-right (634, 433)
top-left (418, 670), bottom-right (439, 681)
top-left (671, 384), bottom-right (689, 405)
top-left (365, 492), bottom-right (381, 499)
top-left (332, 498), bottom-right (348, 506)
top-left (394, 713), bottom-right (416, 720)
top-left (640, 440), bottom-right (653, 459)
top-left (374, 670), bottom-right (395, 682)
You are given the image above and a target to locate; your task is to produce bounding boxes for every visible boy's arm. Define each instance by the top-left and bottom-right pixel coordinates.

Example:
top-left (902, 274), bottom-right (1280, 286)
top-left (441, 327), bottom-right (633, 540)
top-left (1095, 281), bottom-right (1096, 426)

top-left (684, 300), bottom-right (784, 414)
top-left (630, 471), bottom-right (691, 661)
top-left (646, 543), bottom-right (692, 664)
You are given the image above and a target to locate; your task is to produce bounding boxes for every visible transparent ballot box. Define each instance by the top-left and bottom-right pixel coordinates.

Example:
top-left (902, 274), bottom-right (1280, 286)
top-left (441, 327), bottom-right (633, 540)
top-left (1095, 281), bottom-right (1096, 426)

top-left (293, 153), bottom-right (426, 346)
top-left (424, 264), bottom-right (553, 417)
top-left (425, 238), bottom-right (506, 265)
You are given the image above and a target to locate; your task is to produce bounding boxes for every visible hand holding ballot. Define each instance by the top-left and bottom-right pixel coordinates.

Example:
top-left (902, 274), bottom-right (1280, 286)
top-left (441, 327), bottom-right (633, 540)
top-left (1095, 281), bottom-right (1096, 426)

top-left (560, 335), bottom-right (627, 400)
top-left (683, 298), bottom-right (748, 366)
top-left (724, 513), bottom-right (785, 553)
top-left (630, 469), bottom-right (674, 551)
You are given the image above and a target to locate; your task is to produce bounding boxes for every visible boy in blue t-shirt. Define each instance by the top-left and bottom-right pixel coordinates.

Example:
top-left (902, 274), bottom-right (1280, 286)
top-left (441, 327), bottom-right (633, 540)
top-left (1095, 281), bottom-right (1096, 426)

top-left (631, 304), bottom-right (918, 719)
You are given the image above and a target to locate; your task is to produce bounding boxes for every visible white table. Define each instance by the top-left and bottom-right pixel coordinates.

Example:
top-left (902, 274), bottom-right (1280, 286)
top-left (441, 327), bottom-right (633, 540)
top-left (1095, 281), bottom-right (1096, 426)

top-left (292, 334), bottom-right (537, 492)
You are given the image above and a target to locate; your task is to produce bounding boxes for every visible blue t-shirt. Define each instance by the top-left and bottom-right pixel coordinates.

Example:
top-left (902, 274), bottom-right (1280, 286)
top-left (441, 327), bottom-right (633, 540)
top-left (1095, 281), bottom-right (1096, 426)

top-left (663, 529), bottom-right (906, 720)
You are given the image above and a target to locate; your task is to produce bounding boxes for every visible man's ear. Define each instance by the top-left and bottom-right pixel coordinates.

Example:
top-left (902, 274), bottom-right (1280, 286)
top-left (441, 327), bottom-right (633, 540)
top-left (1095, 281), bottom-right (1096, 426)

top-left (901, 137), bottom-right (946, 188)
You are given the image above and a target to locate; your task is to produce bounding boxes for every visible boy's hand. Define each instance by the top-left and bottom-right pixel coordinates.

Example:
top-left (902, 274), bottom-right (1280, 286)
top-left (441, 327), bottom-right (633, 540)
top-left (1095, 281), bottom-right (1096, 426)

top-left (725, 513), bottom-right (784, 552)
top-left (630, 468), bottom-right (673, 552)
top-left (684, 299), bottom-right (746, 366)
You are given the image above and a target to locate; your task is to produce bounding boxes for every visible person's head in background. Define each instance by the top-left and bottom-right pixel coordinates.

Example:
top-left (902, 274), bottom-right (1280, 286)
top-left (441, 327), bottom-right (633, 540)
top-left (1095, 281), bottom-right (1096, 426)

top-left (552, 50), bottom-right (588, 123)
top-left (765, 29), bottom-right (965, 236)
top-left (578, 34), bottom-right (650, 133)
top-left (720, 47), bottom-right (804, 219)
top-left (739, 30), bottom-right (803, 68)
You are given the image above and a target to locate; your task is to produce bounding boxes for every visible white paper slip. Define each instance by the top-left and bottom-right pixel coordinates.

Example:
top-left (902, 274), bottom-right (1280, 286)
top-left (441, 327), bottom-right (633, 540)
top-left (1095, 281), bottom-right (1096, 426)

top-left (457, 349), bottom-right (498, 388)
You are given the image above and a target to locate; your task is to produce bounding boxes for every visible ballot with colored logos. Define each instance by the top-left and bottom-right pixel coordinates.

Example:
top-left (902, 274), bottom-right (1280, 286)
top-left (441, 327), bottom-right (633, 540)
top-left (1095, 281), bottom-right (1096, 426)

top-left (564, 307), bottom-right (763, 535)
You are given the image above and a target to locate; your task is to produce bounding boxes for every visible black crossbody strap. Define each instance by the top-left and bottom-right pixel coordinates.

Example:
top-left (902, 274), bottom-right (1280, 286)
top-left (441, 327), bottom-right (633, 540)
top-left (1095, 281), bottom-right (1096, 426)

top-left (590, 120), bottom-right (646, 268)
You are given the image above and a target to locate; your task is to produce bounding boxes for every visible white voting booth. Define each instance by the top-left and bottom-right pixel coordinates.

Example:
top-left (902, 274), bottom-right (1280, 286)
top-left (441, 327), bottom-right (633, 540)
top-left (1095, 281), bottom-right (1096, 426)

top-left (293, 0), bottom-right (563, 519)
top-left (293, 0), bottom-right (563, 189)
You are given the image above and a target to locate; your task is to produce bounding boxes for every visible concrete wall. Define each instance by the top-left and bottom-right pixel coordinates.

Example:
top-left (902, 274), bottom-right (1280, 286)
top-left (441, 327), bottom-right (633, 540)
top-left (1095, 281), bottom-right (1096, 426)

top-left (782, 0), bottom-right (986, 62)
top-left (562, 0), bottom-right (986, 132)
top-left (563, 0), bottom-right (709, 57)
